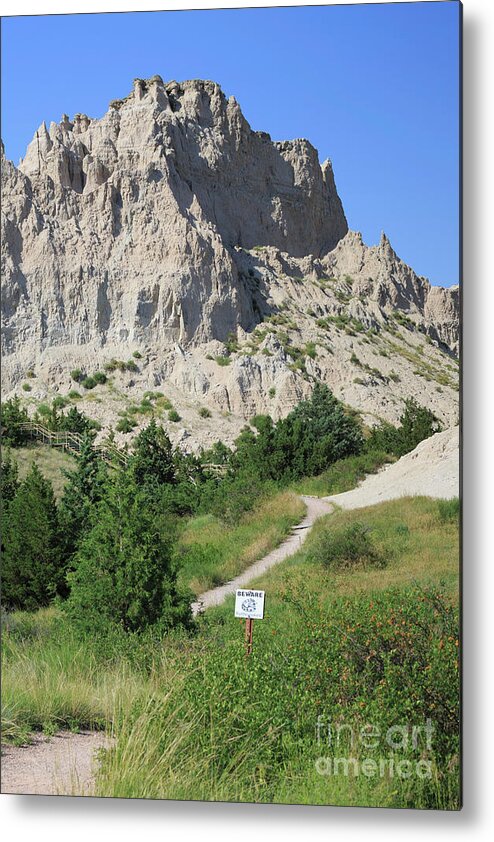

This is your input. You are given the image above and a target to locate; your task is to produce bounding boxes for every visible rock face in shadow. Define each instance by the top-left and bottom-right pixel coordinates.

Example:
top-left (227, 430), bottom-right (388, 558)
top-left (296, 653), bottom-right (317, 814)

top-left (1, 77), bottom-right (459, 445)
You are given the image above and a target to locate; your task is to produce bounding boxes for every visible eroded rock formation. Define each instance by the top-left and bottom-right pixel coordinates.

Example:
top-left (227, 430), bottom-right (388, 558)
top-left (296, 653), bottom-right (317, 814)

top-left (1, 77), bottom-right (459, 447)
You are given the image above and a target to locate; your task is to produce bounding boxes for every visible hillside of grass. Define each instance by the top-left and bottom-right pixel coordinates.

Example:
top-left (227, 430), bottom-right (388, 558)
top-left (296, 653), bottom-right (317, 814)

top-left (8, 444), bottom-right (75, 499)
top-left (1, 496), bottom-right (460, 809)
top-left (290, 450), bottom-right (393, 497)
top-left (247, 495), bottom-right (460, 600)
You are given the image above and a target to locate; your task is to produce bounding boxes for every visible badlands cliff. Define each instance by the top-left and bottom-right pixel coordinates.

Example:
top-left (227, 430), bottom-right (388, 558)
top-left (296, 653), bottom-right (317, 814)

top-left (1, 76), bottom-right (459, 448)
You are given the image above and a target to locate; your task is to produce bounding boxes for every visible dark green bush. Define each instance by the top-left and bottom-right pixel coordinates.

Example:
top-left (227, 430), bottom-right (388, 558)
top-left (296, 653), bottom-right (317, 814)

top-left (116, 417), bottom-right (136, 434)
top-left (0, 450), bottom-right (19, 509)
top-left (307, 521), bottom-right (387, 570)
top-left (81, 376), bottom-right (97, 390)
top-left (52, 396), bottom-right (69, 409)
top-left (132, 400), bottom-right (153, 416)
top-left (58, 434), bottom-right (107, 569)
top-left (93, 371), bottom-right (107, 385)
top-left (168, 409), bottom-right (181, 422)
top-left (200, 440), bottom-right (231, 467)
top-left (366, 398), bottom-right (441, 457)
top-left (130, 420), bottom-right (175, 487)
top-left (57, 406), bottom-right (97, 436)
top-left (70, 369), bottom-right (84, 383)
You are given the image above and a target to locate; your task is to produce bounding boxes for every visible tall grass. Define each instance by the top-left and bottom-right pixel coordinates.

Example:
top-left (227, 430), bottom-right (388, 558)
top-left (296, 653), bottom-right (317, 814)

top-left (10, 445), bottom-right (76, 499)
top-left (98, 497), bottom-right (459, 807)
top-left (97, 666), bottom-right (284, 802)
top-left (1, 609), bottom-right (151, 744)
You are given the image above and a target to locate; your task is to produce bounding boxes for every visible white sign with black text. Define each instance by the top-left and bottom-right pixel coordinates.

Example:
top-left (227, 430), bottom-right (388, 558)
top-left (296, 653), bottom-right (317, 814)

top-left (234, 589), bottom-right (265, 620)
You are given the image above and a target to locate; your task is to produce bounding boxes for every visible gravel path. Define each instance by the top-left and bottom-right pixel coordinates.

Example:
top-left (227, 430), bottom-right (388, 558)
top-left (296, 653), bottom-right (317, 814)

top-left (191, 495), bottom-right (333, 614)
top-left (1, 731), bottom-right (109, 796)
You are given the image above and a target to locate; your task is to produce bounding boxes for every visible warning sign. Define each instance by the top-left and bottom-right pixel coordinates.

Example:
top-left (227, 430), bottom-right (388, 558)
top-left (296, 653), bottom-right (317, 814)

top-left (234, 589), bottom-right (265, 620)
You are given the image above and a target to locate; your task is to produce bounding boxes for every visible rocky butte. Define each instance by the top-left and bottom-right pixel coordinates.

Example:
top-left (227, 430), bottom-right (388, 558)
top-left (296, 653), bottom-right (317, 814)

top-left (1, 76), bottom-right (459, 449)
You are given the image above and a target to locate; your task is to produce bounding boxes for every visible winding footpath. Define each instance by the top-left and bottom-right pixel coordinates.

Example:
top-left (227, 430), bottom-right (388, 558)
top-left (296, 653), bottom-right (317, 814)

top-left (191, 495), bottom-right (333, 615)
top-left (191, 426), bottom-right (459, 614)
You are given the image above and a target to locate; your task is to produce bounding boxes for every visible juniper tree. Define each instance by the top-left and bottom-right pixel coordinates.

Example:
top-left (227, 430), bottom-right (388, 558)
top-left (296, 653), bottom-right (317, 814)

top-left (130, 419), bottom-right (176, 488)
top-left (0, 396), bottom-right (29, 445)
top-left (396, 398), bottom-right (441, 456)
top-left (365, 398), bottom-right (441, 457)
top-left (65, 467), bottom-right (192, 635)
top-left (2, 464), bottom-right (63, 611)
top-left (0, 449), bottom-right (19, 510)
top-left (57, 433), bottom-right (107, 570)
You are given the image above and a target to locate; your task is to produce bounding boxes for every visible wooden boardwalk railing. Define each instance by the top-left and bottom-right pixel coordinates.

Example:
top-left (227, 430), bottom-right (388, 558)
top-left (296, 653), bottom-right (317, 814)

top-left (17, 423), bottom-right (128, 466)
top-left (201, 463), bottom-right (228, 476)
top-left (16, 423), bottom-right (228, 474)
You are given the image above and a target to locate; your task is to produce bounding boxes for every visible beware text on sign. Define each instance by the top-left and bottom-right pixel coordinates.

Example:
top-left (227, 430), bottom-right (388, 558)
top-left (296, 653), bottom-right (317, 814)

top-left (234, 589), bottom-right (265, 620)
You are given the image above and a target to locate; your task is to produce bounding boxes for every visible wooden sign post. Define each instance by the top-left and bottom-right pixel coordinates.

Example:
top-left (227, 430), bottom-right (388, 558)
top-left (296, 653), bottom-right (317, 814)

top-left (244, 616), bottom-right (254, 656)
top-left (235, 589), bottom-right (265, 656)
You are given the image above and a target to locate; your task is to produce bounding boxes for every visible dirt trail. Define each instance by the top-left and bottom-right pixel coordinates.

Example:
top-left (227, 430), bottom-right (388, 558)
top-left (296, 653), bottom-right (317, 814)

top-left (192, 427), bottom-right (459, 614)
top-left (1, 731), bottom-right (108, 796)
top-left (191, 495), bottom-right (333, 614)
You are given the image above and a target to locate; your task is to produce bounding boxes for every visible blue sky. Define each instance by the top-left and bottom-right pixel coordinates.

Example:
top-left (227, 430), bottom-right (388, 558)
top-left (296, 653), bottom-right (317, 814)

top-left (1, 2), bottom-right (460, 286)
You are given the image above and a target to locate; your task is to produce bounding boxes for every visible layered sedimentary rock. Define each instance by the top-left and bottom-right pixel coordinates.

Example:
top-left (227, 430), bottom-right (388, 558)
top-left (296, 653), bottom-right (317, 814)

top-left (1, 76), bottom-right (459, 446)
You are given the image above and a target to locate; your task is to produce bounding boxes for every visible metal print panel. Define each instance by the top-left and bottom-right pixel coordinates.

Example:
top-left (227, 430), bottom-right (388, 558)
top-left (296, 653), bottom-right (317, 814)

top-left (0, 0), bottom-right (461, 809)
